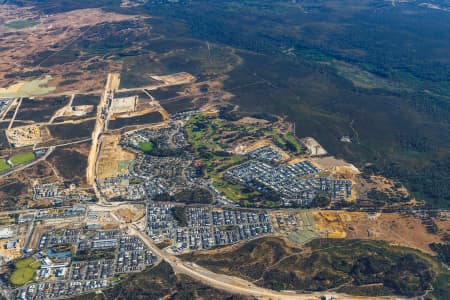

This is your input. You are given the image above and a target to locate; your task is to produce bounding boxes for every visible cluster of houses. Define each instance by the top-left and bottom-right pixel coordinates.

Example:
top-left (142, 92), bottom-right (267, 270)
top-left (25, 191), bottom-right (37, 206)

top-left (146, 202), bottom-right (273, 252)
top-left (225, 159), bottom-right (352, 206)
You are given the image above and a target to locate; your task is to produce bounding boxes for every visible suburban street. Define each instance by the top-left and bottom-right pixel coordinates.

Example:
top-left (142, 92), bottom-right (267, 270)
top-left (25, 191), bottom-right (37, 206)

top-left (126, 224), bottom-right (394, 300)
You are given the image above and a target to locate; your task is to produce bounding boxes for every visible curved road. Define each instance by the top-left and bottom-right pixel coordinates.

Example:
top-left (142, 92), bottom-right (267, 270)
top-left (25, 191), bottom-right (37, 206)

top-left (0, 146), bottom-right (54, 179)
top-left (127, 224), bottom-right (396, 300)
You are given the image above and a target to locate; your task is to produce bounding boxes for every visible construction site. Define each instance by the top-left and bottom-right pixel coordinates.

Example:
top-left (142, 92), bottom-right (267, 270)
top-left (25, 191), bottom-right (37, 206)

top-left (6, 125), bottom-right (41, 148)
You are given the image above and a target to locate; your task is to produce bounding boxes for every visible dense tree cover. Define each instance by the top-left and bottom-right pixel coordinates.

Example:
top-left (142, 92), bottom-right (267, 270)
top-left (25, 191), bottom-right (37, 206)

top-left (430, 243), bottom-right (450, 266)
top-left (365, 156), bottom-right (450, 209)
top-left (182, 238), bottom-right (439, 297)
top-left (140, 0), bottom-right (450, 83)
top-left (72, 248), bottom-right (116, 262)
top-left (306, 193), bottom-right (331, 208)
top-left (170, 206), bottom-right (187, 227)
top-left (69, 262), bottom-right (253, 300)
top-left (136, 0), bottom-right (450, 209)
top-left (12, 0), bottom-right (450, 209)
top-left (154, 188), bottom-right (213, 204)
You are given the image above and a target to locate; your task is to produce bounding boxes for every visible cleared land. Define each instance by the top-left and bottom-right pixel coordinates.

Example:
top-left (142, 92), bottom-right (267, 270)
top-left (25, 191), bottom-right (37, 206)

top-left (6, 125), bottom-right (41, 148)
top-left (113, 204), bottom-right (145, 223)
top-left (97, 134), bottom-right (135, 180)
top-left (0, 8), bottom-right (136, 95)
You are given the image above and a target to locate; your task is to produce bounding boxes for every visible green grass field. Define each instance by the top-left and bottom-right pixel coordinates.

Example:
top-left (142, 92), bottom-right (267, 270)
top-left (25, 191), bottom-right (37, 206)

top-left (10, 268), bottom-right (35, 285)
top-left (10, 257), bottom-right (40, 286)
top-left (288, 230), bottom-right (319, 245)
top-left (118, 160), bottom-right (132, 171)
top-left (15, 257), bottom-right (36, 268)
top-left (10, 152), bottom-right (35, 165)
top-left (139, 141), bottom-right (154, 152)
top-left (0, 158), bottom-right (10, 172)
top-left (5, 19), bottom-right (39, 29)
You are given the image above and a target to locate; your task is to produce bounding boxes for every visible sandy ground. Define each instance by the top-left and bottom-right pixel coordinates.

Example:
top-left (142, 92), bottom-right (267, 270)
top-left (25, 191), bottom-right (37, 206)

top-left (235, 117), bottom-right (270, 125)
top-left (5, 125), bottom-right (41, 147)
top-left (97, 134), bottom-right (135, 179)
top-left (151, 73), bottom-right (195, 85)
top-left (313, 211), bottom-right (442, 255)
top-left (0, 7), bottom-right (136, 95)
top-left (311, 156), bottom-right (360, 175)
top-left (234, 139), bottom-right (290, 161)
top-left (300, 137), bottom-right (327, 156)
top-left (114, 204), bottom-right (146, 223)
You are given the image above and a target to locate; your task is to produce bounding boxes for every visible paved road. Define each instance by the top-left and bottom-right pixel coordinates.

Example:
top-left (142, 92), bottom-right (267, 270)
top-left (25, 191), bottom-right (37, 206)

top-left (127, 224), bottom-right (393, 300)
top-left (0, 146), bottom-right (54, 179)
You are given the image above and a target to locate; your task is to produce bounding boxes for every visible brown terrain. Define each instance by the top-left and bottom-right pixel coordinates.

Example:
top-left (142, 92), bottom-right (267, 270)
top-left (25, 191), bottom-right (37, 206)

top-left (0, 7), bottom-right (137, 95)
top-left (313, 211), bottom-right (443, 255)
top-left (46, 140), bottom-right (91, 185)
top-left (96, 134), bottom-right (135, 180)
top-left (0, 161), bottom-right (57, 211)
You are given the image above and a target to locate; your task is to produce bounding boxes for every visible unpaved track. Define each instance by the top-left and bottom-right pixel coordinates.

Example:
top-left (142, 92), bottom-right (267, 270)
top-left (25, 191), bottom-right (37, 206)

top-left (127, 224), bottom-right (395, 300)
top-left (86, 73), bottom-right (120, 187)
top-left (0, 98), bottom-right (17, 121)
top-left (7, 97), bottom-right (22, 130)
top-left (48, 94), bottom-right (75, 124)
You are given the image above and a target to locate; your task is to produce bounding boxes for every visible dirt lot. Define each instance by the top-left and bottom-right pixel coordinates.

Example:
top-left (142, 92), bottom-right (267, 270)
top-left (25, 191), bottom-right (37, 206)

top-left (300, 137), bottom-right (327, 156)
top-left (235, 139), bottom-right (290, 161)
top-left (97, 134), bottom-right (135, 179)
top-left (114, 204), bottom-right (146, 223)
top-left (110, 96), bottom-right (137, 114)
top-left (312, 210), bottom-right (348, 239)
top-left (313, 210), bottom-right (442, 255)
top-left (0, 238), bottom-right (23, 262)
top-left (150, 72), bottom-right (195, 86)
top-left (311, 156), bottom-right (360, 176)
top-left (5, 124), bottom-right (41, 147)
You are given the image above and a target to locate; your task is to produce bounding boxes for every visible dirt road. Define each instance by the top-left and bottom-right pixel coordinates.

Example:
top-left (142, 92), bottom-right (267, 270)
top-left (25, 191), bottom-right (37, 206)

top-left (86, 73), bottom-right (120, 187)
top-left (127, 224), bottom-right (394, 300)
top-left (7, 97), bottom-right (22, 129)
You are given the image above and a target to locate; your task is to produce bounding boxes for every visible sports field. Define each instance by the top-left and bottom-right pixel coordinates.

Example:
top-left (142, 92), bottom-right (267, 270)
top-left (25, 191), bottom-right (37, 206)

top-left (0, 158), bottom-right (10, 172)
top-left (10, 152), bottom-right (35, 165)
top-left (10, 257), bottom-right (40, 285)
top-left (288, 230), bottom-right (319, 245)
top-left (139, 141), bottom-right (154, 152)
